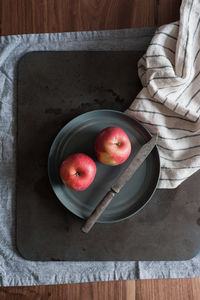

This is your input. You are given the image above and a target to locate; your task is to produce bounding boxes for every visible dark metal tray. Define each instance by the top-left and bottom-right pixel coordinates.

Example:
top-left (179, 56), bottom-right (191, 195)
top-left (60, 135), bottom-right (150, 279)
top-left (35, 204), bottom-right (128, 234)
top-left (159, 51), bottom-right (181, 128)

top-left (16, 50), bottom-right (200, 261)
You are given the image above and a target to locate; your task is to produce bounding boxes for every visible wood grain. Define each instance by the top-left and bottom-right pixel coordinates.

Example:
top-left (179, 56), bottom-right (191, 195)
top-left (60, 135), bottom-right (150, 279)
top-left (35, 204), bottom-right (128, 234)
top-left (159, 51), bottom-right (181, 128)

top-left (136, 278), bottom-right (200, 300)
top-left (0, 278), bottom-right (200, 300)
top-left (0, 0), bottom-right (181, 36)
top-left (1, 1), bottom-right (197, 300)
top-left (0, 280), bottom-right (135, 300)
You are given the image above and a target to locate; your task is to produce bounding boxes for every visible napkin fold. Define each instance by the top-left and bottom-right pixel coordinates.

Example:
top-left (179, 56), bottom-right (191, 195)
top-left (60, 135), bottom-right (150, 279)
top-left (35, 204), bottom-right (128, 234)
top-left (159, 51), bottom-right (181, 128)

top-left (127, 0), bottom-right (200, 188)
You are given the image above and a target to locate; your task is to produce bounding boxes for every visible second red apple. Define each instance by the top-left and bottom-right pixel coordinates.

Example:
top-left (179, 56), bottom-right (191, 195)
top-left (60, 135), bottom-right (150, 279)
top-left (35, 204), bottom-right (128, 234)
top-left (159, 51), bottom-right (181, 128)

top-left (94, 126), bottom-right (131, 166)
top-left (60, 153), bottom-right (96, 191)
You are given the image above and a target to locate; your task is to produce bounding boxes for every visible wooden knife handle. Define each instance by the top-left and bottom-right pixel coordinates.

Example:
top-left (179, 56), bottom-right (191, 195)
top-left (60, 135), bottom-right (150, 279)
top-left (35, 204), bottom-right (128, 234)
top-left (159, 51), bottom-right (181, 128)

top-left (81, 190), bottom-right (116, 233)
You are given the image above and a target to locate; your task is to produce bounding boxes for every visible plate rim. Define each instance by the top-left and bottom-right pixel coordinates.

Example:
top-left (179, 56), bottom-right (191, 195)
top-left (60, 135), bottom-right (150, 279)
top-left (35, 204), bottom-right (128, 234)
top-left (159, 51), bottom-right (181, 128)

top-left (48, 109), bottom-right (161, 223)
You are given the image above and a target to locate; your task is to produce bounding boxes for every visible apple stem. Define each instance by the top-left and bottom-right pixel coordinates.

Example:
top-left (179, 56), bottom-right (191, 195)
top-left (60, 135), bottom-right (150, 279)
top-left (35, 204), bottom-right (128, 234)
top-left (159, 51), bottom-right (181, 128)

top-left (75, 171), bottom-right (81, 177)
top-left (116, 141), bottom-right (121, 146)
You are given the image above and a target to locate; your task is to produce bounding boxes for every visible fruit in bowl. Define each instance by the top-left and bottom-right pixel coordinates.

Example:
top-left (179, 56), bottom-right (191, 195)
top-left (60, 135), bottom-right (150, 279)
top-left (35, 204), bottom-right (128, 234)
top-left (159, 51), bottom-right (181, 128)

top-left (59, 153), bottom-right (96, 191)
top-left (94, 126), bottom-right (131, 166)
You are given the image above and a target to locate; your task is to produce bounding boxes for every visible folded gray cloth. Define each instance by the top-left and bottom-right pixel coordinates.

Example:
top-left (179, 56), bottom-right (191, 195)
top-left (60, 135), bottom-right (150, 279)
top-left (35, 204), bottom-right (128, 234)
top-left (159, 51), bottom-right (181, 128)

top-left (127, 0), bottom-right (200, 188)
top-left (1, 28), bottom-right (200, 286)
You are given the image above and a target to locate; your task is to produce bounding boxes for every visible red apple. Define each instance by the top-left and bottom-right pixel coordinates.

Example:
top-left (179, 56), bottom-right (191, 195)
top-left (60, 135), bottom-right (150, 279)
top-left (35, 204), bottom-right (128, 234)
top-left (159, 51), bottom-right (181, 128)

top-left (95, 126), bottom-right (131, 166)
top-left (59, 153), bottom-right (96, 191)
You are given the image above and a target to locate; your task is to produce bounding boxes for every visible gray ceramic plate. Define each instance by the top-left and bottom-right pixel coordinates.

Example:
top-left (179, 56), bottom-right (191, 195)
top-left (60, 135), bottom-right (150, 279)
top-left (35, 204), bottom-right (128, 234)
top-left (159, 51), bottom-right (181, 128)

top-left (48, 110), bottom-right (160, 223)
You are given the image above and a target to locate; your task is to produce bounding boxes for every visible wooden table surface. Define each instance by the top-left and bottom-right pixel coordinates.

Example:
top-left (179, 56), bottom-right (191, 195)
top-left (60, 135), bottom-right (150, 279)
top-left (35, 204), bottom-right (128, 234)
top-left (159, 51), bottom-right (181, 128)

top-left (1, 0), bottom-right (200, 299)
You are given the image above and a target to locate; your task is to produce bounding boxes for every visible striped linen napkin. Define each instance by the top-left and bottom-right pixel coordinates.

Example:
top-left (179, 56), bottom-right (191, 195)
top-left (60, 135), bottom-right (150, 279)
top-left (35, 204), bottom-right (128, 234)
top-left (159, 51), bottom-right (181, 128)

top-left (126, 0), bottom-right (200, 188)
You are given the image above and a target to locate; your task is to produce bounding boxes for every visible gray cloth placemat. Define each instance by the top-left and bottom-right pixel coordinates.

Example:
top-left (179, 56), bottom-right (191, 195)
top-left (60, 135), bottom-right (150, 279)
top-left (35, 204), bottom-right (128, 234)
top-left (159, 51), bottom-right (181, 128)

top-left (0, 28), bottom-right (200, 286)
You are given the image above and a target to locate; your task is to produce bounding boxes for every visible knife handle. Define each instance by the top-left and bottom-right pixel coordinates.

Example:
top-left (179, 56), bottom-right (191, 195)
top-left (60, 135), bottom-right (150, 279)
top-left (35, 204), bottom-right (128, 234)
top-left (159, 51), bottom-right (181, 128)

top-left (81, 190), bottom-right (116, 233)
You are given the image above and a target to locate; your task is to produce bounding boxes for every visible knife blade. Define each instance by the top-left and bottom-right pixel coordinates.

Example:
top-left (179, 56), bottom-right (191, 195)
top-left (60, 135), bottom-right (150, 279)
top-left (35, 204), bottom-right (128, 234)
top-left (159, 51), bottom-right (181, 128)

top-left (81, 134), bottom-right (158, 233)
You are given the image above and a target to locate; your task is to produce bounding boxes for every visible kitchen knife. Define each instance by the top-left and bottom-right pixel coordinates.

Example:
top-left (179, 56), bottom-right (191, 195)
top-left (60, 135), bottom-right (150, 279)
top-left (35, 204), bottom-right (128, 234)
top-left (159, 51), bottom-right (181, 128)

top-left (81, 134), bottom-right (158, 233)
